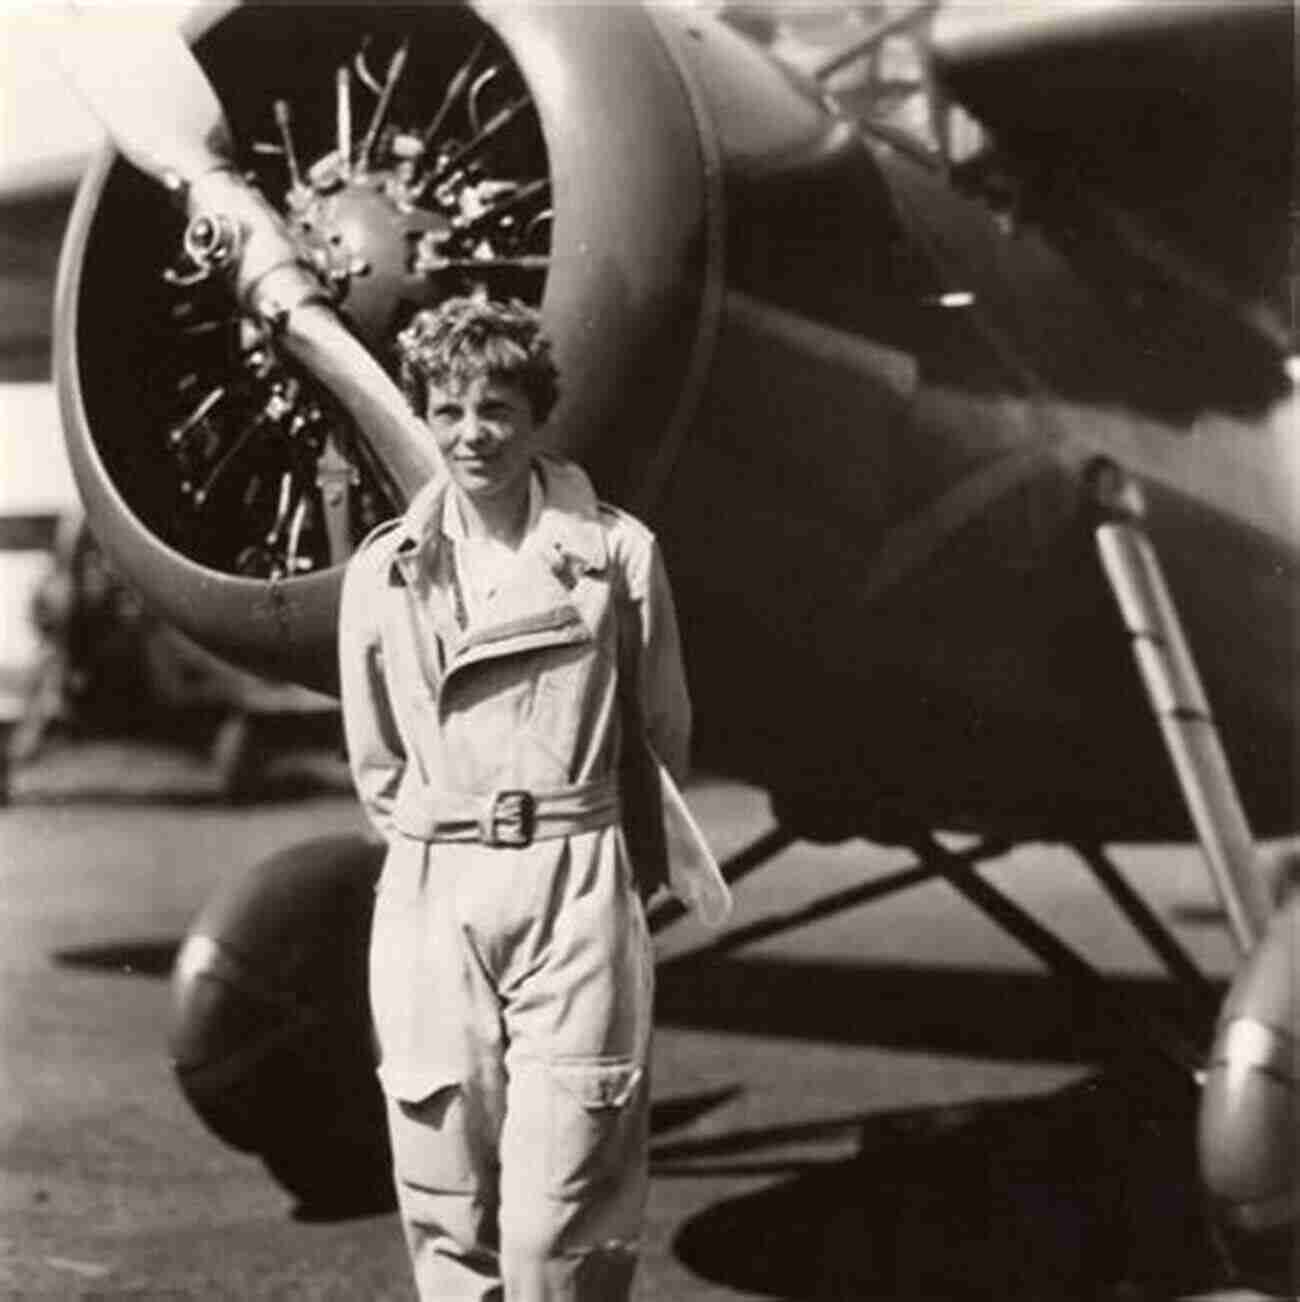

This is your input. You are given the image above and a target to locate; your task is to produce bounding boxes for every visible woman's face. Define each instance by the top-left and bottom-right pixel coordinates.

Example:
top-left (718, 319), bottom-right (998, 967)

top-left (424, 373), bottom-right (538, 503)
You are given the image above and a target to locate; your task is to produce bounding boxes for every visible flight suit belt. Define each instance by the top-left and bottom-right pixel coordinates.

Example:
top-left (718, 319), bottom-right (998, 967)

top-left (392, 776), bottom-right (620, 848)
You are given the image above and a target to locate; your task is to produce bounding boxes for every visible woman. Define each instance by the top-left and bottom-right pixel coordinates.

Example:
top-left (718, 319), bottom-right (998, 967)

top-left (338, 295), bottom-right (726, 1301)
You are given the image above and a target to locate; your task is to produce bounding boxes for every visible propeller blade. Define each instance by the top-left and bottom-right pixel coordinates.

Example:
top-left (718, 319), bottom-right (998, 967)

top-left (52, 4), bottom-right (441, 505)
top-left (284, 304), bottom-right (442, 503)
top-left (50, 4), bottom-right (232, 187)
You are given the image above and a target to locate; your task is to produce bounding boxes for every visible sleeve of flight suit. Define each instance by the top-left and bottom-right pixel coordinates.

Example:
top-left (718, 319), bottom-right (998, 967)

top-left (623, 529), bottom-right (692, 787)
top-left (337, 537), bottom-right (406, 841)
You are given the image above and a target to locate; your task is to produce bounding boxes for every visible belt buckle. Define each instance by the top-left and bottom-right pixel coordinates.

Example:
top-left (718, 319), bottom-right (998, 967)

top-left (483, 789), bottom-right (536, 848)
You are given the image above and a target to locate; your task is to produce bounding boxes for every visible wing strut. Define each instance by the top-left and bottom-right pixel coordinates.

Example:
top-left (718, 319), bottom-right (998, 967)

top-left (1087, 459), bottom-right (1271, 953)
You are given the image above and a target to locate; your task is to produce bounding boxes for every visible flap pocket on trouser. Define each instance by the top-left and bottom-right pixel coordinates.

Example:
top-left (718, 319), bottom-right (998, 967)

top-left (378, 1066), bottom-right (480, 1194)
top-left (376, 1059), bottom-right (459, 1105)
top-left (553, 1059), bottom-right (643, 1110)
top-left (547, 1057), bottom-right (645, 1200)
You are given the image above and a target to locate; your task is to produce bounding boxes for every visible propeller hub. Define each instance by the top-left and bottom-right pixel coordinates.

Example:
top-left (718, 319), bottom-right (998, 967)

top-left (286, 172), bottom-right (446, 351)
top-left (183, 211), bottom-right (242, 270)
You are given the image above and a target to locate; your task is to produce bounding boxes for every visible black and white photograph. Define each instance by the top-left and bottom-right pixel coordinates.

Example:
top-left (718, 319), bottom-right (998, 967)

top-left (1, 1), bottom-right (1295, 1297)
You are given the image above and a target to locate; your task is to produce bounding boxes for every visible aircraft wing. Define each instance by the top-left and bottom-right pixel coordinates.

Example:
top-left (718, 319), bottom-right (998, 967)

top-left (927, 0), bottom-right (1293, 355)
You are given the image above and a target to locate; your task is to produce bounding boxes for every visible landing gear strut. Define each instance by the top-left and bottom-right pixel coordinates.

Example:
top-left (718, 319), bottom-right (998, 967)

top-left (1088, 457), bottom-right (1269, 952)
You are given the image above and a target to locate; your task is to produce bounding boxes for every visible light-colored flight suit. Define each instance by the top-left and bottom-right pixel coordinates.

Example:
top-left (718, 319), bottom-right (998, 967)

top-left (338, 455), bottom-right (695, 1301)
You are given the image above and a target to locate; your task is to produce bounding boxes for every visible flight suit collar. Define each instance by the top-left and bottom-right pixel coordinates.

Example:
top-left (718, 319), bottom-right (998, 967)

top-left (387, 454), bottom-right (608, 591)
top-left (385, 456), bottom-right (610, 690)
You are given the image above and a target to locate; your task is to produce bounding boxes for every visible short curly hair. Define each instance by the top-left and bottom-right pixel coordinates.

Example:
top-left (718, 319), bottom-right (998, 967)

top-left (396, 296), bottom-right (560, 423)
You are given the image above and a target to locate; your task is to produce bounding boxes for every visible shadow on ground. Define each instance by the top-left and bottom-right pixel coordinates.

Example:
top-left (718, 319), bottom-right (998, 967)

top-left (658, 1074), bottom-right (1239, 1301)
top-left (656, 955), bottom-right (1221, 1063)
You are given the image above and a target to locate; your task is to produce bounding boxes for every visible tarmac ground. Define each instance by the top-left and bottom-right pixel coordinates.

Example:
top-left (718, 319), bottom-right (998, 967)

top-left (0, 736), bottom-right (1279, 1300)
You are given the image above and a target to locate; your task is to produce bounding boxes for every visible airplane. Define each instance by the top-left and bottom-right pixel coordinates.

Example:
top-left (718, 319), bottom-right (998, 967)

top-left (12, 0), bottom-right (1297, 1290)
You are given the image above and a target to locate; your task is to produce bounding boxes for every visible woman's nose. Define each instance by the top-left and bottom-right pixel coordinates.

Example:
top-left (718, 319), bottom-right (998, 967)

top-left (461, 413), bottom-right (490, 444)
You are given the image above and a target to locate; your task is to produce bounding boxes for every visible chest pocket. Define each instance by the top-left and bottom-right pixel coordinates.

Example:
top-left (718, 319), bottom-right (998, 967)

top-left (485, 626), bottom-right (617, 786)
top-left (530, 639), bottom-right (596, 707)
top-left (529, 641), bottom-right (605, 758)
